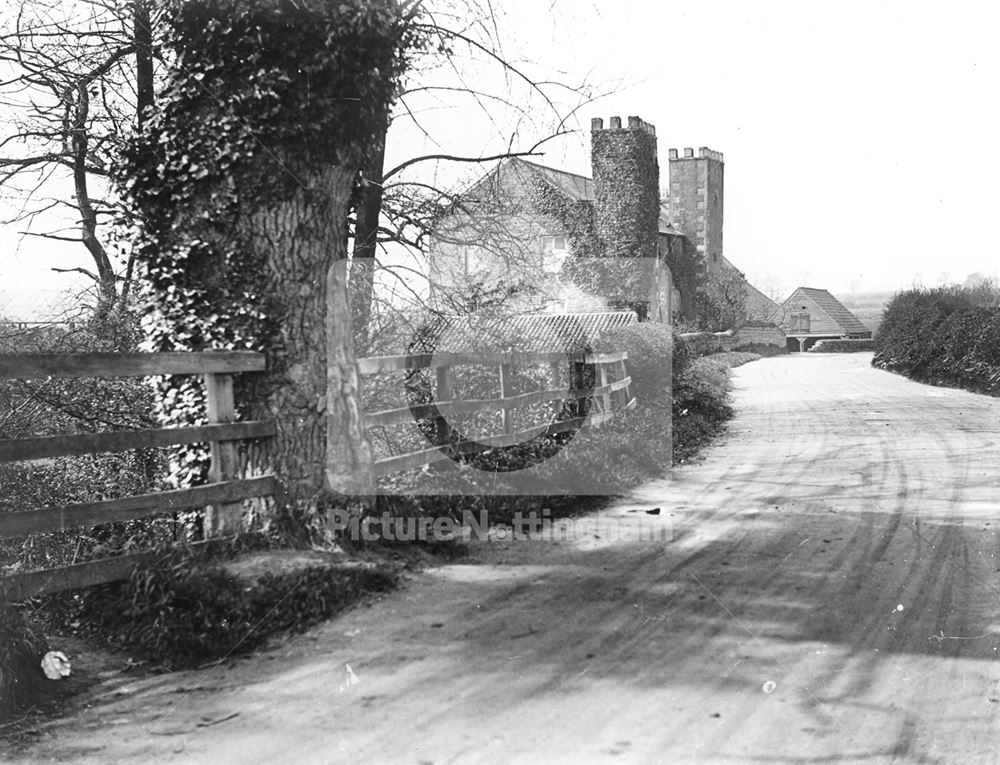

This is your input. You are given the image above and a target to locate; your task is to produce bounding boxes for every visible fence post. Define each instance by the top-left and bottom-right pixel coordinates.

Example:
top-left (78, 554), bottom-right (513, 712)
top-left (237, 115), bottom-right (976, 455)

top-left (548, 360), bottom-right (563, 420)
top-left (618, 356), bottom-right (631, 407)
top-left (570, 360), bottom-right (589, 418)
top-left (499, 362), bottom-right (514, 434)
top-left (204, 372), bottom-right (241, 537)
top-left (549, 361), bottom-right (562, 389)
top-left (598, 361), bottom-right (611, 414)
top-left (436, 364), bottom-right (452, 446)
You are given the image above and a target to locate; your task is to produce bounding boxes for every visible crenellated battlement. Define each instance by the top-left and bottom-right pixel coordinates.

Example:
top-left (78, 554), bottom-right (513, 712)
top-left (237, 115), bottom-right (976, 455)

top-left (591, 115), bottom-right (656, 136)
top-left (668, 147), bottom-right (723, 162)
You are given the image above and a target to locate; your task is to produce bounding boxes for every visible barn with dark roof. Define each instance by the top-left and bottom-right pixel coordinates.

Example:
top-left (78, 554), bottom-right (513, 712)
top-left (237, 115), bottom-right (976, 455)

top-left (772, 287), bottom-right (872, 352)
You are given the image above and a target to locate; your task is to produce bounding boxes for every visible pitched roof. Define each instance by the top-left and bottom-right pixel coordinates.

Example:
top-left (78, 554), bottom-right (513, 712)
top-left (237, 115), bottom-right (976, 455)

top-left (421, 311), bottom-right (638, 354)
top-left (658, 203), bottom-right (684, 237)
top-left (517, 159), bottom-right (594, 202)
top-left (515, 159), bottom-right (682, 236)
top-left (791, 287), bottom-right (871, 335)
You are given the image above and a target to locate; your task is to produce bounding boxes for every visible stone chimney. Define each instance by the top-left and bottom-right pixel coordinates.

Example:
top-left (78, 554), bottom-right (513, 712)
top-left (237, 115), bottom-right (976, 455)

top-left (589, 115), bottom-right (660, 261)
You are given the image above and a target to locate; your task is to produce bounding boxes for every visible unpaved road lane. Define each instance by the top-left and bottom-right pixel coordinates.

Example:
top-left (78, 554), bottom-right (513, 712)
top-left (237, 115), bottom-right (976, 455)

top-left (17, 353), bottom-right (1000, 764)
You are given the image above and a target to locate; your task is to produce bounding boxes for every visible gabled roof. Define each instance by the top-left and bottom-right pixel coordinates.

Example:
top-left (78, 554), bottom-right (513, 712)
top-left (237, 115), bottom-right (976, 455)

top-left (718, 256), bottom-right (781, 319)
top-left (423, 310), bottom-right (638, 354)
top-left (512, 159), bottom-right (681, 236)
top-left (658, 203), bottom-right (684, 237)
top-left (517, 159), bottom-right (594, 202)
top-left (782, 287), bottom-right (871, 335)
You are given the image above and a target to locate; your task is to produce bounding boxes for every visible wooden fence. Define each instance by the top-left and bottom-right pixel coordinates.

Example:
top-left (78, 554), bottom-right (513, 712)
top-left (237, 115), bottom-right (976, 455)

top-left (358, 350), bottom-right (634, 476)
top-left (0, 352), bottom-right (275, 602)
top-left (0, 348), bottom-right (633, 601)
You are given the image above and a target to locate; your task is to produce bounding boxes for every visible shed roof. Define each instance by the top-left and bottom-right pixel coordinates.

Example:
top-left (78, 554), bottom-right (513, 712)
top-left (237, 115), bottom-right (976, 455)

top-left (421, 310), bottom-right (638, 354)
top-left (796, 288), bottom-right (871, 335)
top-left (781, 287), bottom-right (871, 335)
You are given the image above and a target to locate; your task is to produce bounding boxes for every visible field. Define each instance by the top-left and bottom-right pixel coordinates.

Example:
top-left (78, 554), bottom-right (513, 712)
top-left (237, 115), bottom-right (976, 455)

top-left (838, 290), bottom-right (894, 335)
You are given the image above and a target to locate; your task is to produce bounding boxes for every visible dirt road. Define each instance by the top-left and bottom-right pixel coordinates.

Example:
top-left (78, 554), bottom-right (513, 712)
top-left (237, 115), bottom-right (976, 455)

top-left (17, 353), bottom-right (1000, 764)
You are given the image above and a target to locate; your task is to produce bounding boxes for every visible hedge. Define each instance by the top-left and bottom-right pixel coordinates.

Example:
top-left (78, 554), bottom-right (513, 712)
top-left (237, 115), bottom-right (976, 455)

top-left (810, 338), bottom-right (875, 353)
top-left (873, 285), bottom-right (1000, 394)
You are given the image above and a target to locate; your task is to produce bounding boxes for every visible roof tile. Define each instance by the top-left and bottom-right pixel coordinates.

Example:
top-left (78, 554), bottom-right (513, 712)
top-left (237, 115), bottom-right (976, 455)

top-left (419, 311), bottom-right (639, 354)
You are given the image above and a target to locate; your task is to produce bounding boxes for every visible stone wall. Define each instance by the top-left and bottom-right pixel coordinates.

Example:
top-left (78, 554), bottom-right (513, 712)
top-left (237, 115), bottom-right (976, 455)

top-left (733, 323), bottom-right (786, 347)
top-left (678, 330), bottom-right (734, 355)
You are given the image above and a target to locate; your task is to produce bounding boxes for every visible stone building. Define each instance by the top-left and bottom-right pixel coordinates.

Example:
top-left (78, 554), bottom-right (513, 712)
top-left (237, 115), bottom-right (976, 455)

top-left (428, 115), bottom-right (776, 328)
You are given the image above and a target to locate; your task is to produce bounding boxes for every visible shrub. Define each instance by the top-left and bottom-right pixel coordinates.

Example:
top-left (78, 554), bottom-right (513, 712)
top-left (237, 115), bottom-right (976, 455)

top-left (810, 338), bottom-right (875, 352)
top-left (0, 607), bottom-right (49, 717)
top-left (672, 355), bottom-right (735, 464)
top-left (874, 284), bottom-right (1000, 394)
top-left (733, 342), bottom-right (788, 358)
top-left (596, 321), bottom-right (674, 404)
top-left (708, 351), bottom-right (764, 368)
top-left (39, 543), bottom-right (397, 670)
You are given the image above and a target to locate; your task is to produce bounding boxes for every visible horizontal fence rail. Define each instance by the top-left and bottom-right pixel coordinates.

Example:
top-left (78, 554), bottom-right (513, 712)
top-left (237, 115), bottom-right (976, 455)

top-left (357, 350), bottom-right (625, 375)
top-left (0, 351), bottom-right (267, 379)
top-left (0, 538), bottom-right (217, 603)
top-left (0, 421), bottom-right (276, 463)
top-left (358, 350), bottom-right (634, 477)
top-left (0, 552), bottom-right (158, 603)
top-left (0, 476), bottom-right (278, 539)
top-left (0, 351), bottom-right (274, 602)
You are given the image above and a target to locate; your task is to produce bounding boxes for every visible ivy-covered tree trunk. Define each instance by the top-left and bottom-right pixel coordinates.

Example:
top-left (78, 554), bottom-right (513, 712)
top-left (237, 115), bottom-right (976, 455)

top-left (120, 0), bottom-right (414, 535)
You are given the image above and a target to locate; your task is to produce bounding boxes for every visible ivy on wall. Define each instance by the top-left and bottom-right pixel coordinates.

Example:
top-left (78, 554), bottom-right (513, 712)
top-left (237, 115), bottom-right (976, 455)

top-left (531, 179), bottom-right (601, 258)
top-left (532, 173), bottom-right (654, 318)
top-left (589, 128), bottom-right (659, 262)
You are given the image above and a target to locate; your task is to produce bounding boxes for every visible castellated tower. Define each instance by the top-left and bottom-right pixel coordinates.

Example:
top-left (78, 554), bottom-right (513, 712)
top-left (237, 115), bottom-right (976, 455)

top-left (667, 147), bottom-right (724, 273)
top-left (590, 116), bottom-right (660, 260)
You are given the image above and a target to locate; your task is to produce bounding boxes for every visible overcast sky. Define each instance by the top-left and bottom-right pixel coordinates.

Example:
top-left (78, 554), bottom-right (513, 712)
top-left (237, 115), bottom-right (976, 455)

top-left (393, 0), bottom-right (1000, 299)
top-left (3, 0), bottom-right (999, 300)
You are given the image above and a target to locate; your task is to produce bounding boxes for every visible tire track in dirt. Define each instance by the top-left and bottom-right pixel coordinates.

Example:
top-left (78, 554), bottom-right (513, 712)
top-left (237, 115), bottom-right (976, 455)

top-left (18, 353), bottom-right (1000, 764)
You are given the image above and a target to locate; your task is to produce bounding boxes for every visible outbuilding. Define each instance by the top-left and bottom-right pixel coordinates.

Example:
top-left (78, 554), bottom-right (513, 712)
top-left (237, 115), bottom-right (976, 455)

top-left (773, 287), bottom-right (872, 352)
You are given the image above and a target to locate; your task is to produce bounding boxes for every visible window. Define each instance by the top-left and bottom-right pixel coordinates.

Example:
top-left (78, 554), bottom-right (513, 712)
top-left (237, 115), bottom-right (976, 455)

top-left (463, 246), bottom-right (489, 276)
top-left (790, 312), bottom-right (810, 333)
top-left (542, 234), bottom-right (567, 252)
top-left (541, 234), bottom-right (569, 273)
